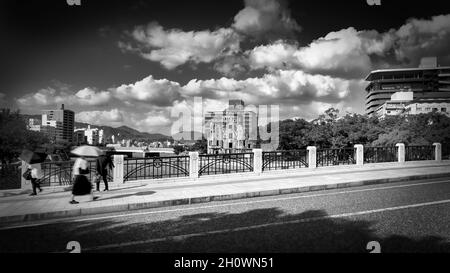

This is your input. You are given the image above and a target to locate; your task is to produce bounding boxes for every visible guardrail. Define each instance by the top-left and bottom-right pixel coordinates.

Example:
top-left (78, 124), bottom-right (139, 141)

top-left (123, 156), bottom-right (189, 182)
top-left (262, 150), bottom-right (308, 171)
top-left (405, 146), bottom-right (435, 161)
top-left (40, 160), bottom-right (113, 187)
top-left (316, 148), bottom-right (356, 167)
top-left (364, 147), bottom-right (397, 163)
top-left (5, 142), bottom-right (445, 191)
top-left (199, 153), bottom-right (254, 176)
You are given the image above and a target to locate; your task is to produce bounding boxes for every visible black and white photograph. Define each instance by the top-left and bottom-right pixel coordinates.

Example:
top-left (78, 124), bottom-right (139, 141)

top-left (1, 0), bottom-right (450, 262)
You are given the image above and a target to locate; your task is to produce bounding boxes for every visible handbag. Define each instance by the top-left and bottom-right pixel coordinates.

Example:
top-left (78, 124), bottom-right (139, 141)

top-left (79, 167), bottom-right (90, 175)
top-left (22, 169), bottom-right (32, 180)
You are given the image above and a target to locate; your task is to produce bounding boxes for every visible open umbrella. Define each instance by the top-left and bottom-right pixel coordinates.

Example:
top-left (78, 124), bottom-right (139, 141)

top-left (19, 149), bottom-right (48, 164)
top-left (71, 146), bottom-right (104, 157)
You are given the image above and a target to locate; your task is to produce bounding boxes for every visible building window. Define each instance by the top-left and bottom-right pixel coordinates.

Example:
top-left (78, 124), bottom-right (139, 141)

top-left (442, 108), bottom-right (447, 112)
top-left (417, 107), bottom-right (422, 111)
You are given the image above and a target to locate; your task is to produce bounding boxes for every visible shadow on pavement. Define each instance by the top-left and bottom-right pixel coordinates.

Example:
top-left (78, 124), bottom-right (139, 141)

top-left (0, 208), bottom-right (448, 253)
top-left (97, 190), bottom-right (156, 201)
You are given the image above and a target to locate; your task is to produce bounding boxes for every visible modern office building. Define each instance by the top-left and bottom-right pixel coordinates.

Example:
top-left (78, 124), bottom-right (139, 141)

top-left (205, 100), bottom-right (258, 154)
top-left (375, 91), bottom-right (450, 118)
top-left (365, 57), bottom-right (450, 116)
top-left (41, 104), bottom-right (75, 143)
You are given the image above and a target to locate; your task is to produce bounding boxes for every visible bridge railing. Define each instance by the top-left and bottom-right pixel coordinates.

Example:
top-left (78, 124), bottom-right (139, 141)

top-left (364, 147), bottom-right (397, 163)
top-left (316, 148), bottom-right (356, 167)
top-left (198, 153), bottom-right (254, 176)
top-left (123, 156), bottom-right (189, 182)
top-left (40, 160), bottom-right (113, 187)
top-left (8, 142), bottom-right (445, 191)
top-left (405, 146), bottom-right (435, 161)
top-left (262, 150), bottom-right (308, 171)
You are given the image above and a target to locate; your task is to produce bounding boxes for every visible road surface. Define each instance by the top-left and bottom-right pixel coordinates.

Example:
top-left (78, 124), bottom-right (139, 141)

top-left (0, 177), bottom-right (449, 253)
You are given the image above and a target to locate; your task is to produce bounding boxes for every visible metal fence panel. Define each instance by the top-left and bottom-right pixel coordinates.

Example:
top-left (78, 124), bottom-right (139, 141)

top-left (317, 148), bottom-right (356, 167)
top-left (262, 150), bottom-right (308, 171)
top-left (364, 147), bottom-right (397, 163)
top-left (199, 153), bottom-right (254, 176)
top-left (123, 156), bottom-right (189, 182)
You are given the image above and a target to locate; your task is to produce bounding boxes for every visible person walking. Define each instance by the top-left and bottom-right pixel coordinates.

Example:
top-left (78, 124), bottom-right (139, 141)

top-left (28, 163), bottom-right (43, 196)
top-left (95, 154), bottom-right (114, 192)
top-left (70, 156), bottom-right (98, 204)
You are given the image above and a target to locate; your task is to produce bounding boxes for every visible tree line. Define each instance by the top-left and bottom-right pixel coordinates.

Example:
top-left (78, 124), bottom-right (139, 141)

top-left (274, 108), bottom-right (450, 150)
top-left (2, 107), bottom-right (450, 162)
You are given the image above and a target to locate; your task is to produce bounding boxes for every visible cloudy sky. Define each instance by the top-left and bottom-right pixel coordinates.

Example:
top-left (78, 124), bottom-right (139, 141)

top-left (1, 0), bottom-right (450, 135)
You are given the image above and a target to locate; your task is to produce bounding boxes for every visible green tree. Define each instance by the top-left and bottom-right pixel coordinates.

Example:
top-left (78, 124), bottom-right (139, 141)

top-left (0, 109), bottom-right (49, 163)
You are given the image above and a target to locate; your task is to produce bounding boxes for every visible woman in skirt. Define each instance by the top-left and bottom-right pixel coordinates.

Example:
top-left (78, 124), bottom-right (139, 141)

top-left (70, 156), bottom-right (99, 204)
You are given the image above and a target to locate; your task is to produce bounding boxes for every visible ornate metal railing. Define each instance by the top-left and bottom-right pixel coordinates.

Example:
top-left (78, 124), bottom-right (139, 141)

top-left (405, 146), bottom-right (435, 161)
top-left (364, 147), bottom-right (397, 163)
top-left (40, 160), bottom-right (113, 187)
top-left (199, 153), bottom-right (254, 176)
top-left (317, 148), bottom-right (356, 167)
top-left (262, 150), bottom-right (308, 171)
top-left (123, 156), bottom-right (189, 182)
top-left (443, 144), bottom-right (450, 160)
top-left (0, 163), bottom-right (21, 190)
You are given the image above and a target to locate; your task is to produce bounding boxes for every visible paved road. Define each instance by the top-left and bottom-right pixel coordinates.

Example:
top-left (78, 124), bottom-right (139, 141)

top-left (0, 177), bottom-right (449, 253)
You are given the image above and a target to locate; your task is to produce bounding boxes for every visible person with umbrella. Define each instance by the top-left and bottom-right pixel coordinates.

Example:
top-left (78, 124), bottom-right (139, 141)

top-left (69, 146), bottom-right (101, 204)
top-left (95, 153), bottom-right (114, 192)
top-left (19, 149), bottom-right (47, 196)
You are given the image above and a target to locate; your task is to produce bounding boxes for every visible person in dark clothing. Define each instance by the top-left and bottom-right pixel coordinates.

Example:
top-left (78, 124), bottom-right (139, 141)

top-left (95, 154), bottom-right (114, 191)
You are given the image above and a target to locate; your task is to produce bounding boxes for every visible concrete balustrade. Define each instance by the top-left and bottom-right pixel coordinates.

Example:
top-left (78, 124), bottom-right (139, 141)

top-left (354, 144), bottom-right (364, 166)
top-left (113, 155), bottom-right (125, 184)
top-left (307, 146), bottom-right (317, 169)
top-left (253, 149), bottom-right (263, 175)
top-left (189, 152), bottom-right (200, 179)
top-left (16, 143), bottom-right (443, 191)
top-left (433, 143), bottom-right (442, 161)
top-left (396, 143), bottom-right (406, 163)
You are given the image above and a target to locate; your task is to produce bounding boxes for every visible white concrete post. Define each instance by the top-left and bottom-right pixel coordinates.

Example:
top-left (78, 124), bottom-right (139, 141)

top-left (307, 146), bottom-right (317, 169)
top-left (20, 160), bottom-right (29, 190)
top-left (113, 155), bottom-right (124, 184)
top-left (253, 149), bottom-right (263, 175)
top-left (354, 144), bottom-right (364, 166)
top-left (433, 143), bottom-right (442, 161)
top-left (189, 152), bottom-right (199, 179)
top-left (396, 143), bottom-right (405, 163)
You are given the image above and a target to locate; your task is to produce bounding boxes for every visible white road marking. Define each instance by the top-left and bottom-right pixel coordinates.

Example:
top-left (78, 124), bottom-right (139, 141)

top-left (79, 198), bottom-right (450, 252)
top-left (1, 179), bottom-right (449, 230)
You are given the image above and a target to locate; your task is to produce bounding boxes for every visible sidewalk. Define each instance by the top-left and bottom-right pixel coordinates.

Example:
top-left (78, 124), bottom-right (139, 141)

top-left (0, 160), bottom-right (449, 224)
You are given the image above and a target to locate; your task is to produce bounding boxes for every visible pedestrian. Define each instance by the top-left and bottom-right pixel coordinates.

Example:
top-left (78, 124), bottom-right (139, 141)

top-left (27, 163), bottom-right (43, 196)
top-left (95, 154), bottom-right (114, 192)
top-left (70, 156), bottom-right (99, 204)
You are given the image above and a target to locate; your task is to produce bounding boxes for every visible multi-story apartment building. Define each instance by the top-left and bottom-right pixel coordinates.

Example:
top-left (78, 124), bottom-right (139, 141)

top-left (74, 125), bottom-right (105, 146)
top-left (27, 118), bottom-right (41, 132)
top-left (205, 100), bottom-right (258, 154)
top-left (365, 57), bottom-right (450, 116)
top-left (41, 104), bottom-right (75, 144)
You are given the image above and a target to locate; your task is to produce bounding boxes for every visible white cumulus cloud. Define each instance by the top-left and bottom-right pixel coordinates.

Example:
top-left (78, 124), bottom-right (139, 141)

top-left (121, 22), bottom-right (241, 70)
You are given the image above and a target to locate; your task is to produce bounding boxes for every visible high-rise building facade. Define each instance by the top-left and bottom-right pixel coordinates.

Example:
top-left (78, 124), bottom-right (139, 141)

top-left (41, 104), bottom-right (75, 143)
top-left (365, 57), bottom-right (450, 116)
top-left (205, 100), bottom-right (258, 154)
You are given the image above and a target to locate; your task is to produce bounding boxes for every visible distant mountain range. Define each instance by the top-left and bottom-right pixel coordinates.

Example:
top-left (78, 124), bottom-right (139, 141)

top-left (22, 114), bottom-right (171, 142)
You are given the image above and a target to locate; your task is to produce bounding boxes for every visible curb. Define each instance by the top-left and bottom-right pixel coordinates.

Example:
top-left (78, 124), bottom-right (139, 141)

top-left (1, 172), bottom-right (449, 225)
